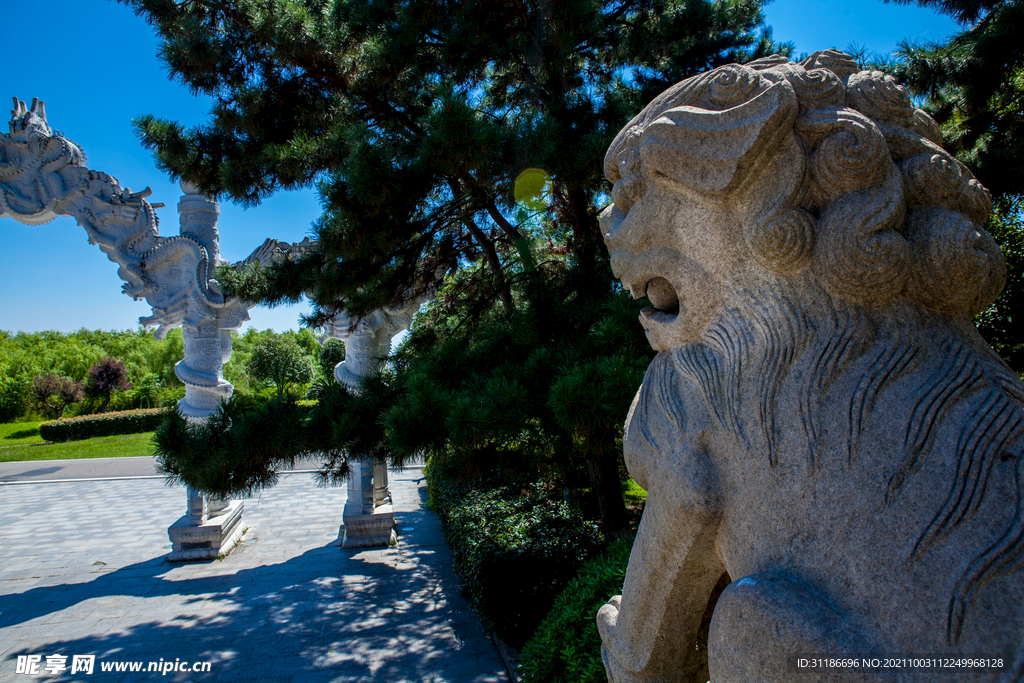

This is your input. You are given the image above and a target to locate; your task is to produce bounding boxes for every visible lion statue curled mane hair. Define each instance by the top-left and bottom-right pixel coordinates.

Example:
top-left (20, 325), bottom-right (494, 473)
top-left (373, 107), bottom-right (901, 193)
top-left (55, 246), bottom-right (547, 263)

top-left (597, 49), bottom-right (1024, 683)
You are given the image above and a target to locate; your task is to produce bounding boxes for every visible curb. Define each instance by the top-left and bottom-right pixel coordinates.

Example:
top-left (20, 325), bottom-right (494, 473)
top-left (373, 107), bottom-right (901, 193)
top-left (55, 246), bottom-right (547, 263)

top-left (492, 632), bottom-right (522, 683)
top-left (0, 469), bottom-right (322, 485)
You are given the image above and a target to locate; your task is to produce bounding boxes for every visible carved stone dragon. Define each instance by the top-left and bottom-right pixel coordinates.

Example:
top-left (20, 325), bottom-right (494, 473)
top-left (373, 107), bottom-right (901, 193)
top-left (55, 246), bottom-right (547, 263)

top-left (0, 97), bottom-right (311, 416)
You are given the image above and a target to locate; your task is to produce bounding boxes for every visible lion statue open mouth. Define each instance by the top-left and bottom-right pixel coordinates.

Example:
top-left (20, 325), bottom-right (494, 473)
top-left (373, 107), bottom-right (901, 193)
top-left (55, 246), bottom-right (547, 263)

top-left (597, 50), bottom-right (1024, 683)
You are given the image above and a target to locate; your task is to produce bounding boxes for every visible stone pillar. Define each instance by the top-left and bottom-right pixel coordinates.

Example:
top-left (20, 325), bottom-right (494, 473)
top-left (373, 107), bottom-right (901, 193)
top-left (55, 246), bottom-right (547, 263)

top-left (186, 487), bottom-right (205, 525)
top-left (0, 103), bottom-right (252, 563)
top-left (341, 458), bottom-right (397, 548)
top-left (360, 459), bottom-right (375, 513)
top-left (176, 322), bottom-right (232, 419)
top-left (346, 459), bottom-right (364, 512)
top-left (166, 183), bottom-right (245, 561)
top-left (332, 316), bottom-right (394, 524)
top-left (373, 461), bottom-right (390, 507)
top-left (178, 181), bottom-right (220, 262)
top-left (333, 322), bottom-right (382, 392)
top-left (325, 304), bottom-right (426, 548)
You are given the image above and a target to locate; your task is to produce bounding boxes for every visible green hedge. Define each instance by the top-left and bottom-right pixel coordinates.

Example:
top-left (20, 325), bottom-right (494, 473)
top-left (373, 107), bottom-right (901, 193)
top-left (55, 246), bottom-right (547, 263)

top-left (520, 536), bottom-right (729, 683)
top-left (425, 458), bottom-right (606, 648)
top-left (517, 536), bottom-right (633, 682)
top-left (40, 407), bottom-right (172, 442)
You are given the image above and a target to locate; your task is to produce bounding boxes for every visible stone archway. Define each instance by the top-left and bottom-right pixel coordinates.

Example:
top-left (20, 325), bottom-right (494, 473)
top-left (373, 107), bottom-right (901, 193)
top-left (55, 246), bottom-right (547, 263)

top-left (1, 98), bottom-right (427, 555)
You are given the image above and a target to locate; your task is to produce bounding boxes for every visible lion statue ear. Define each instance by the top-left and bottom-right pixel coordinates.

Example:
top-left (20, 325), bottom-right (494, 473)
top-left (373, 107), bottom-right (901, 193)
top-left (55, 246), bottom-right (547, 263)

top-left (639, 82), bottom-right (798, 196)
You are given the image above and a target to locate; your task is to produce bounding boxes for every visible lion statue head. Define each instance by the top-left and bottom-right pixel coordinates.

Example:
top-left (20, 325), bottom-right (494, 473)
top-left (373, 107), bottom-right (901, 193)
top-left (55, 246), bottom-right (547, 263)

top-left (597, 50), bottom-right (1024, 683)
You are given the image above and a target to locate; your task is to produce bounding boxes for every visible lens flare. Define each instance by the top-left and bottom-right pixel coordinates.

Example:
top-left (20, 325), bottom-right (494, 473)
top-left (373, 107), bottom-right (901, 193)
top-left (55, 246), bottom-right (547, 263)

top-left (513, 168), bottom-right (551, 210)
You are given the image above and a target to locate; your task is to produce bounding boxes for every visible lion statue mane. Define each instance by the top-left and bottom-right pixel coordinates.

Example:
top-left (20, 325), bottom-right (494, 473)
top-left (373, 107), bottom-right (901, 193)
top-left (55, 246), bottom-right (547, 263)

top-left (596, 50), bottom-right (1024, 683)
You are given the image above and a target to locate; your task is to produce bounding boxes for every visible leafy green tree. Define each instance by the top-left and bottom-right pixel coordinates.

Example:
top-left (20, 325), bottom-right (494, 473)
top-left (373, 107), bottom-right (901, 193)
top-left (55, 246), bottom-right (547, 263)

top-left (0, 332), bottom-right (103, 383)
top-left (247, 335), bottom-right (316, 396)
top-left (0, 328), bottom-right (183, 388)
top-left (289, 328), bottom-right (322, 358)
top-left (0, 329), bottom-right (189, 417)
top-left (0, 375), bottom-right (31, 423)
top-left (318, 338), bottom-right (346, 380)
top-left (153, 328), bottom-right (185, 387)
top-left (222, 328), bottom-right (269, 391)
top-left (130, 373), bottom-right (164, 409)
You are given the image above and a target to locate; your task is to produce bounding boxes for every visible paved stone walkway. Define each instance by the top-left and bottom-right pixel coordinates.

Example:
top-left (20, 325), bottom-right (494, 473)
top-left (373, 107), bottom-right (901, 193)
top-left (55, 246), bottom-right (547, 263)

top-left (0, 467), bottom-right (508, 682)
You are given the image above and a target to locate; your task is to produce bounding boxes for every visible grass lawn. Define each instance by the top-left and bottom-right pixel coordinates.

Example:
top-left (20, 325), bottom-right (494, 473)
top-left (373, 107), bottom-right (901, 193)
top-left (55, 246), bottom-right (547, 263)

top-left (0, 421), bottom-right (157, 463)
top-left (622, 478), bottom-right (648, 506)
top-left (0, 421), bottom-right (45, 446)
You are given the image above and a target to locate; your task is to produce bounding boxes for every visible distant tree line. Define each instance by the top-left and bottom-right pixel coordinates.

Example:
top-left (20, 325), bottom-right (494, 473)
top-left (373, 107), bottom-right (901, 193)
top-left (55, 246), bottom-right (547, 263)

top-left (0, 328), bottom-right (343, 423)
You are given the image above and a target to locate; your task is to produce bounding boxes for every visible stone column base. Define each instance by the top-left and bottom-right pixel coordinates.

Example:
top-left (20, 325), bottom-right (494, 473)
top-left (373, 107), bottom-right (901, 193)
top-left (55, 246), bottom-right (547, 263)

top-left (342, 503), bottom-right (397, 548)
top-left (168, 500), bottom-right (245, 561)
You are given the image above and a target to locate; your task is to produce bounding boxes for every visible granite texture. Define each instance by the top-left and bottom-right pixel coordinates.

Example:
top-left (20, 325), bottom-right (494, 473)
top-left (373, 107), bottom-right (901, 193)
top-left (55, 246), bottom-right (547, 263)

top-left (597, 50), bottom-right (1024, 683)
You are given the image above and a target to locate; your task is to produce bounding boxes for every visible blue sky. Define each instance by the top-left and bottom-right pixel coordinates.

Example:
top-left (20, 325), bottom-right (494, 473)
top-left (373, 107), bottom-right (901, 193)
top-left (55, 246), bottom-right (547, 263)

top-left (0, 0), bottom-right (960, 334)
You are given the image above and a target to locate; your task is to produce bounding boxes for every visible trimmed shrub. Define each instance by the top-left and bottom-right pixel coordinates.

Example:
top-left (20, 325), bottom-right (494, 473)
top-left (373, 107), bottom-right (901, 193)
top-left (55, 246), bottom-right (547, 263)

top-left (519, 537), bottom-right (730, 683)
top-left (40, 407), bottom-right (172, 442)
top-left (517, 536), bottom-right (633, 682)
top-left (426, 458), bottom-right (606, 648)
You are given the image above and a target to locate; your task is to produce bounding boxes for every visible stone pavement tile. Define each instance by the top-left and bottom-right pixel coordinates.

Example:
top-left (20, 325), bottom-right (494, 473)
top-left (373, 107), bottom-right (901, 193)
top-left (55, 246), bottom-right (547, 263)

top-left (92, 616), bottom-right (148, 637)
top-left (0, 569), bottom-right (46, 582)
top-left (308, 646), bottom-right (505, 683)
top-left (41, 604), bottom-right (101, 624)
top-left (0, 558), bottom-right (29, 572)
top-left (0, 579), bottom-right (37, 594)
top-left (0, 472), bottom-right (506, 683)
top-left (0, 561), bottom-right (44, 574)
top-left (0, 642), bottom-right (19, 663)
top-left (2, 619), bottom-right (106, 650)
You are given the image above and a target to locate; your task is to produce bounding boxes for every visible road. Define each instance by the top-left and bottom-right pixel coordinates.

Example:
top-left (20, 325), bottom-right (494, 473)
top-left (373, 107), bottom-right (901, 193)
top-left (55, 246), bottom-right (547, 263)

top-left (0, 455), bottom-right (323, 484)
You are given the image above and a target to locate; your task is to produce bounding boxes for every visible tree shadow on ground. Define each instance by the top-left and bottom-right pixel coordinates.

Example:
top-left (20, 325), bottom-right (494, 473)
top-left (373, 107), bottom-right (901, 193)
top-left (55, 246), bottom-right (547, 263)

top-left (4, 429), bottom-right (39, 441)
top-left (2, 527), bottom-right (500, 682)
top-left (0, 466), bottom-right (63, 479)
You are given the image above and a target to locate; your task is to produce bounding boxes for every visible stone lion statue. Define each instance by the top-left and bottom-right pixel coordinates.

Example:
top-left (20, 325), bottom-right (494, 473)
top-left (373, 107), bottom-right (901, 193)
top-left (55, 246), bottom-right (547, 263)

top-left (597, 49), bottom-right (1024, 683)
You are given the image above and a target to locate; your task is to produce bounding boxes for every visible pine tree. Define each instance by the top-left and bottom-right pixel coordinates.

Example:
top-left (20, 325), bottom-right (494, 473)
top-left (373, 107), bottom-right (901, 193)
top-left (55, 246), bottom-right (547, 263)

top-left (120, 0), bottom-right (789, 321)
top-left (890, 0), bottom-right (1024, 197)
top-left (124, 0), bottom-right (791, 534)
top-left (887, 1), bottom-right (1024, 370)
top-left (975, 195), bottom-right (1024, 369)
